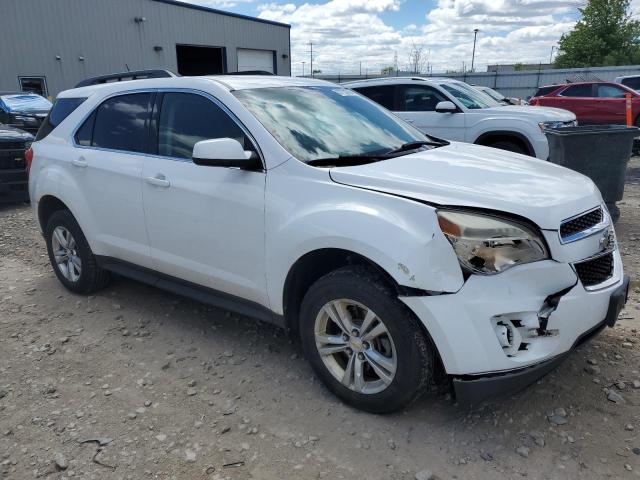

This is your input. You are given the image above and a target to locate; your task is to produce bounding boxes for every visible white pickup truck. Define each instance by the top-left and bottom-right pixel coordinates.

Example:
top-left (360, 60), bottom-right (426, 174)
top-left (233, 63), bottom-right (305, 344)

top-left (345, 77), bottom-right (577, 160)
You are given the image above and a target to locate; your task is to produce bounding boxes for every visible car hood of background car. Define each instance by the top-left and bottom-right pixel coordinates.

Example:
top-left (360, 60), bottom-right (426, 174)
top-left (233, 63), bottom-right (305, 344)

top-left (328, 142), bottom-right (601, 230)
top-left (476, 105), bottom-right (576, 121)
top-left (0, 125), bottom-right (34, 143)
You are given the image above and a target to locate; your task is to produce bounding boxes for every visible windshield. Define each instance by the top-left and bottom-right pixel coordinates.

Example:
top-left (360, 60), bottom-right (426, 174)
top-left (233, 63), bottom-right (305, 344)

top-left (233, 86), bottom-right (427, 162)
top-left (440, 82), bottom-right (500, 109)
top-left (0, 94), bottom-right (52, 113)
top-left (480, 87), bottom-right (506, 102)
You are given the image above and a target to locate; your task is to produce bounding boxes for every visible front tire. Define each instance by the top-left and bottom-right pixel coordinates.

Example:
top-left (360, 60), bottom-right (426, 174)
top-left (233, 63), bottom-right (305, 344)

top-left (45, 210), bottom-right (110, 294)
top-left (299, 266), bottom-right (435, 413)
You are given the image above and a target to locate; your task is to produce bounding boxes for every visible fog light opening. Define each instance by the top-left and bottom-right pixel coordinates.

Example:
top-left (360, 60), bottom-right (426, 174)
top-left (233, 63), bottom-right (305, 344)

top-left (494, 320), bottom-right (524, 357)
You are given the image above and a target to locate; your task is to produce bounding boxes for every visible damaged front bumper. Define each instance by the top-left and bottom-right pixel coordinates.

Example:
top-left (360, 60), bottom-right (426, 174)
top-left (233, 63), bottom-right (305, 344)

top-left (400, 249), bottom-right (627, 405)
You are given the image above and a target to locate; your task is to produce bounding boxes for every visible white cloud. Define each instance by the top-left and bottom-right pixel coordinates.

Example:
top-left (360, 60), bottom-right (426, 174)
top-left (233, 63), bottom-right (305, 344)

top-left (259, 0), bottom-right (587, 75)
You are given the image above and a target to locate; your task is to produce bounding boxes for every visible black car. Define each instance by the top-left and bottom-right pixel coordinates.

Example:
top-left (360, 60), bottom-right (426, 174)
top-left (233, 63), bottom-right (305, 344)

top-left (0, 125), bottom-right (33, 203)
top-left (0, 92), bottom-right (52, 135)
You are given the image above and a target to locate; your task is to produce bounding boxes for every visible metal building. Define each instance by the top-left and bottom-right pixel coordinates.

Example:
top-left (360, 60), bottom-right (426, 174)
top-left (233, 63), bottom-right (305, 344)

top-left (1, 0), bottom-right (291, 98)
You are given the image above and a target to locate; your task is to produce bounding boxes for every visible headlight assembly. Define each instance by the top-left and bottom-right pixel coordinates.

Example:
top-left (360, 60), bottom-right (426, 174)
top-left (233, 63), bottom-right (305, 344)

top-left (539, 120), bottom-right (577, 130)
top-left (437, 210), bottom-right (549, 275)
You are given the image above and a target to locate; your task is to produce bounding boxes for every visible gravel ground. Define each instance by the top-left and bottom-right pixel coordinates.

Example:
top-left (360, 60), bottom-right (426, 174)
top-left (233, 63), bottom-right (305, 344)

top-left (1, 159), bottom-right (640, 480)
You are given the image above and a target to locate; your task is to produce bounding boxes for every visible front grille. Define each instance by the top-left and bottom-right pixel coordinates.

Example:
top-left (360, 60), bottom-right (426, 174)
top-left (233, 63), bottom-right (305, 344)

top-left (574, 252), bottom-right (614, 287)
top-left (560, 207), bottom-right (604, 241)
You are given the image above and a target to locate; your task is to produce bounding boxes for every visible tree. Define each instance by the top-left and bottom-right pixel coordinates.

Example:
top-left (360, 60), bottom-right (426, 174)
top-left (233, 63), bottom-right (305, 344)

top-left (554, 0), bottom-right (640, 68)
top-left (513, 62), bottom-right (524, 71)
top-left (381, 66), bottom-right (395, 75)
top-left (407, 42), bottom-right (428, 74)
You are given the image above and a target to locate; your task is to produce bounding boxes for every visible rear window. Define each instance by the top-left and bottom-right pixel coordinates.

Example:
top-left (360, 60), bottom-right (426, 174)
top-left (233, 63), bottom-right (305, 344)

top-left (35, 97), bottom-right (86, 141)
top-left (621, 77), bottom-right (640, 90)
top-left (533, 86), bottom-right (561, 97)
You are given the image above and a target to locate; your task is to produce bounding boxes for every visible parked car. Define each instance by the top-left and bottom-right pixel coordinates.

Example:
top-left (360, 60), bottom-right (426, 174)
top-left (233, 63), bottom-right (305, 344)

top-left (529, 81), bottom-right (640, 126)
top-left (472, 85), bottom-right (525, 106)
top-left (0, 124), bottom-right (33, 203)
top-left (344, 77), bottom-right (576, 159)
top-left (614, 74), bottom-right (640, 91)
top-left (29, 74), bottom-right (628, 412)
top-left (0, 92), bottom-right (52, 135)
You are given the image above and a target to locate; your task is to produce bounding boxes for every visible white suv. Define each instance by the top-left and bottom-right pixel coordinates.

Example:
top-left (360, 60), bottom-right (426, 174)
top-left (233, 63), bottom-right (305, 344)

top-left (345, 77), bottom-right (576, 159)
top-left (29, 75), bottom-right (628, 413)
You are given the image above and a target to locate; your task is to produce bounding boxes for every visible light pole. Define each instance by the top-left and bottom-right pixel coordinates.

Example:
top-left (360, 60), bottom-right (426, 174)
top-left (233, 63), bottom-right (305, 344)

top-left (301, 61), bottom-right (306, 77)
top-left (549, 45), bottom-right (557, 64)
top-left (471, 28), bottom-right (479, 72)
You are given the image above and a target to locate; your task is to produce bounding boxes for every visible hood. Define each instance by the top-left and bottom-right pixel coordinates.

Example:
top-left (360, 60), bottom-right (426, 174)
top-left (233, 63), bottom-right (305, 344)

top-left (0, 124), bottom-right (34, 142)
top-left (478, 105), bottom-right (575, 121)
top-left (329, 142), bottom-right (601, 230)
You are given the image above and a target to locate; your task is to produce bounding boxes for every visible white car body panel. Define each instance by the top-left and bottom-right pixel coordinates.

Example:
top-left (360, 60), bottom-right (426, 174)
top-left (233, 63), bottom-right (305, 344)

top-left (29, 75), bottom-right (624, 383)
top-left (344, 77), bottom-right (576, 160)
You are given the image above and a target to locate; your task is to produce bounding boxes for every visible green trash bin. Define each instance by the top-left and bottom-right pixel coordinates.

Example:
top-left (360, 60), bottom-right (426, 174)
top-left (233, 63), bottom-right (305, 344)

top-left (545, 125), bottom-right (639, 222)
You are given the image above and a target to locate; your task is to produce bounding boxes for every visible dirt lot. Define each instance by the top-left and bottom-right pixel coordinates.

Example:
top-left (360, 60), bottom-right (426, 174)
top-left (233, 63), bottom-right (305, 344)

top-left (1, 159), bottom-right (640, 480)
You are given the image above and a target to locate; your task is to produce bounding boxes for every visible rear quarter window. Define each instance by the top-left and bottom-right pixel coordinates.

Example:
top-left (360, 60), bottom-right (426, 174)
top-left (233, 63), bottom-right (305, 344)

top-left (35, 97), bottom-right (86, 141)
top-left (533, 86), bottom-right (561, 97)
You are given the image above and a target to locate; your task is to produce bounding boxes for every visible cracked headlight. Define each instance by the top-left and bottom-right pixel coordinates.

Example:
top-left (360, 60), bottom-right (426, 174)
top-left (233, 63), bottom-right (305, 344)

top-left (437, 210), bottom-right (549, 275)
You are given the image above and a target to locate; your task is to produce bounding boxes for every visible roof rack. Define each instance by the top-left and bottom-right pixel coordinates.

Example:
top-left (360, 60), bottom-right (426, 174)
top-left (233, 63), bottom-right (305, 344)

top-left (74, 69), bottom-right (177, 88)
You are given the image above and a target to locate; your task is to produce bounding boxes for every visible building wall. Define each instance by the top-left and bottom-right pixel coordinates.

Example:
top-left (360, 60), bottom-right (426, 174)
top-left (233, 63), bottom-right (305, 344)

top-left (1, 0), bottom-right (291, 97)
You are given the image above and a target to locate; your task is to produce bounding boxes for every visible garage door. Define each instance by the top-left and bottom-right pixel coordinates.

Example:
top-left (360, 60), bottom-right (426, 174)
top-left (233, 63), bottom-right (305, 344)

top-left (237, 48), bottom-right (274, 74)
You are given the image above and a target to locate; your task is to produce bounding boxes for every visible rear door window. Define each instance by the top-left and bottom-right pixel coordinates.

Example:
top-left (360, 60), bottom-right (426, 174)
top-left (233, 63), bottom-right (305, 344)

top-left (560, 84), bottom-right (594, 97)
top-left (35, 97), bottom-right (85, 141)
top-left (91, 93), bottom-right (153, 153)
top-left (156, 92), bottom-right (251, 160)
top-left (352, 86), bottom-right (397, 110)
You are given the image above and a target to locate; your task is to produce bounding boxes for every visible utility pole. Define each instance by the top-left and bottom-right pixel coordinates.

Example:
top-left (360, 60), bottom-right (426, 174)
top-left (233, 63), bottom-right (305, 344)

top-left (471, 28), bottom-right (479, 72)
top-left (549, 45), bottom-right (556, 64)
top-left (309, 42), bottom-right (314, 77)
top-left (359, 61), bottom-right (362, 76)
top-left (301, 61), bottom-right (306, 77)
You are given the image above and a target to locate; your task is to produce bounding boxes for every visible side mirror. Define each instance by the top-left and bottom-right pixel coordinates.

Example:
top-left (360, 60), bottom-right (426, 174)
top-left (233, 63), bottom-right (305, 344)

top-left (192, 138), bottom-right (259, 169)
top-left (435, 101), bottom-right (457, 113)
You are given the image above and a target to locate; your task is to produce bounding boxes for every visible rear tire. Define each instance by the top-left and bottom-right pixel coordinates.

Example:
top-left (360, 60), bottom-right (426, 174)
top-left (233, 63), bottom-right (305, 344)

top-left (299, 265), bottom-right (434, 413)
top-left (487, 139), bottom-right (528, 155)
top-left (45, 210), bottom-right (111, 294)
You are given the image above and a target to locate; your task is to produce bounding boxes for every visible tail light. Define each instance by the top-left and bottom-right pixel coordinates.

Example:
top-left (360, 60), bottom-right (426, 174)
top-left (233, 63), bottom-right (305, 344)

top-left (25, 146), bottom-right (34, 173)
top-left (529, 98), bottom-right (539, 106)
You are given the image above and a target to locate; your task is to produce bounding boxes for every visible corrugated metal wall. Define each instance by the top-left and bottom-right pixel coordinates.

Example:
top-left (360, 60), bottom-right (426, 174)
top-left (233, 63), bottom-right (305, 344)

top-left (1, 0), bottom-right (291, 97)
top-left (318, 64), bottom-right (640, 100)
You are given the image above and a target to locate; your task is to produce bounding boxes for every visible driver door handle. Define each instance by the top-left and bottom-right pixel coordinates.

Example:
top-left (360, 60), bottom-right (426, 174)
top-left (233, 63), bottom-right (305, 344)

top-left (145, 174), bottom-right (171, 188)
top-left (72, 157), bottom-right (88, 168)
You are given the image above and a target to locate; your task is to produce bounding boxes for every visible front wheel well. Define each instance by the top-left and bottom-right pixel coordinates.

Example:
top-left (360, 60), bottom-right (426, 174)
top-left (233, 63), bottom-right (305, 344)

top-left (282, 249), bottom-right (426, 336)
top-left (474, 131), bottom-right (534, 156)
top-left (38, 195), bottom-right (70, 232)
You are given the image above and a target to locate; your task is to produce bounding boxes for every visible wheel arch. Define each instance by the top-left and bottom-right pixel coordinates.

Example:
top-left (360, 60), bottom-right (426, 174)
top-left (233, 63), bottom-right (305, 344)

top-left (474, 130), bottom-right (535, 156)
top-left (282, 248), bottom-right (427, 336)
top-left (37, 195), bottom-right (71, 232)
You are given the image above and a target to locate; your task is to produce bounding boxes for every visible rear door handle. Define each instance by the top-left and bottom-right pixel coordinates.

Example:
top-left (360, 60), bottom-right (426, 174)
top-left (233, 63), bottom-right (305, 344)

top-left (145, 174), bottom-right (170, 188)
top-left (72, 158), bottom-right (88, 168)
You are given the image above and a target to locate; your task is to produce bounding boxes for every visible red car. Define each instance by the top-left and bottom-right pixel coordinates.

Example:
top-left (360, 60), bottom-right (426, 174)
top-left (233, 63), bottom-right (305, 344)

top-left (529, 81), bottom-right (640, 126)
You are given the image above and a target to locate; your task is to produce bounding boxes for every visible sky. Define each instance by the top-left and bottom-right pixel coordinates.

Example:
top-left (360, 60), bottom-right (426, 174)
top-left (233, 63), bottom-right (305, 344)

top-left (181, 0), bottom-right (639, 76)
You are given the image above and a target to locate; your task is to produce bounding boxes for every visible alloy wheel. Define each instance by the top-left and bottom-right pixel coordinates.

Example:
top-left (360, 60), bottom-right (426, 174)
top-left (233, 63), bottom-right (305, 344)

top-left (314, 299), bottom-right (397, 394)
top-left (51, 226), bottom-right (82, 282)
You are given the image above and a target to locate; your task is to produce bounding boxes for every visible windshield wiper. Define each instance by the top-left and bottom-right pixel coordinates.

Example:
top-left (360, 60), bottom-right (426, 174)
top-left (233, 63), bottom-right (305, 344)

top-left (307, 153), bottom-right (390, 167)
top-left (385, 139), bottom-right (448, 155)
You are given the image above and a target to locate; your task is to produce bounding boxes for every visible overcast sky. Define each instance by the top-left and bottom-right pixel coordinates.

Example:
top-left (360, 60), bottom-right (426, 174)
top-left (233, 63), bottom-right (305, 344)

top-left (183, 0), bottom-right (640, 76)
